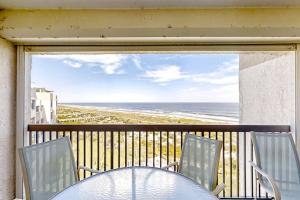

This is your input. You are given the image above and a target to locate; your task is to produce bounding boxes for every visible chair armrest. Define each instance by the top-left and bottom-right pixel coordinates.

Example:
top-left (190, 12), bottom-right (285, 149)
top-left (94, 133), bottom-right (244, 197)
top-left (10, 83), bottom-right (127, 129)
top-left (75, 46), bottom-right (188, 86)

top-left (78, 165), bottom-right (100, 174)
top-left (212, 183), bottom-right (225, 196)
top-left (249, 161), bottom-right (281, 200)
top-left (162, 161), bottom-right (179, 171)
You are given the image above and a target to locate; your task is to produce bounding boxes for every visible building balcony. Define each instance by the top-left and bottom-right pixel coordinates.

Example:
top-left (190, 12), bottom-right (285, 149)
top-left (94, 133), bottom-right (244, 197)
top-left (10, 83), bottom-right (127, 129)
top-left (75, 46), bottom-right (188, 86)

top-left (25, 124), bottom-right (290, 199)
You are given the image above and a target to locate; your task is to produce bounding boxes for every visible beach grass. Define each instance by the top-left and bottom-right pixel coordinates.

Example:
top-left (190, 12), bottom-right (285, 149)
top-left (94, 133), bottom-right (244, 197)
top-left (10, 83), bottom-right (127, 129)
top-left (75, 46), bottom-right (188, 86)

top-left (56, 105), bottom-right (238, 196)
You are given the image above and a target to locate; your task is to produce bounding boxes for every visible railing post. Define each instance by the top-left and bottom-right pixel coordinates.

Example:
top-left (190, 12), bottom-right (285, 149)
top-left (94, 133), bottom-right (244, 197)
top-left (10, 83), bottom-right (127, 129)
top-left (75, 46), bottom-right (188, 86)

top-left (111, 131), bottom-right (114, 169)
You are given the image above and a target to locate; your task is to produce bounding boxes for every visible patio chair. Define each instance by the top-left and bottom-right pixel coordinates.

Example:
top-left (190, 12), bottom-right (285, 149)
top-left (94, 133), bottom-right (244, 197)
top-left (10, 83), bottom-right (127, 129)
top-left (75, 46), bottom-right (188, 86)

top-left (19, 137), bottom-right (100, 200)
top-left (250, 132), bottom-right (300, 200)
top-left (163, 134), bottom-right (225, 196)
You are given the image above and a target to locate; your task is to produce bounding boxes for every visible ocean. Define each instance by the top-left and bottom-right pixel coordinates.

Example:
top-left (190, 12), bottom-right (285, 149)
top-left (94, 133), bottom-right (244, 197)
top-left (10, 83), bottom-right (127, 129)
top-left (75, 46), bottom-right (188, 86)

top-left (64, 102), bottom-right (239, 123)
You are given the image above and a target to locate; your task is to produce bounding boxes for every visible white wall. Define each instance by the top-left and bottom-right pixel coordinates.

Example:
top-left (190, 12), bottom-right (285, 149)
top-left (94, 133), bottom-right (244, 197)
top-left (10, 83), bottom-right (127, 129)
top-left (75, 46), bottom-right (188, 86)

top-left (239, 52), bottom-right (295, 127)
top-left (239, 52), bottom-right (295, 196)
top-left (0, 38), bottom-right (16, 199)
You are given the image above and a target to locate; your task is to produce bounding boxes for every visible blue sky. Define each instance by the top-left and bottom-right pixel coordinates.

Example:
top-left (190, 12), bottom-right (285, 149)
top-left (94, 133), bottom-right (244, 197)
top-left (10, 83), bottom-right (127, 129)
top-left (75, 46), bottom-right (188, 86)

top-left (31, 54), bottom-right (239, 103)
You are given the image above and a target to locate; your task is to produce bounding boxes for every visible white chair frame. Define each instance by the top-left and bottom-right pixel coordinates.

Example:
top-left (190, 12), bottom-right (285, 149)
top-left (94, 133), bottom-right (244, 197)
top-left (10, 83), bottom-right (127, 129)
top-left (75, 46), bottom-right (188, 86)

top-left (19, 137), bottom-right (100, 200)
top-left (250, 131), bottom-right (300, 200)
top-left (163, 133), bottom-right (225, 196)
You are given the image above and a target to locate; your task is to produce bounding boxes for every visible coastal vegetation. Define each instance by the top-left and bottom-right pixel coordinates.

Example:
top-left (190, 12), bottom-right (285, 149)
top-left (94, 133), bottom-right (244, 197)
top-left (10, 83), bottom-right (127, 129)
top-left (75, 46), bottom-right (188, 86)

top-left (57, 105), bottom-right (225, 124)
top-left (56, 105), bottom-right (238, 196)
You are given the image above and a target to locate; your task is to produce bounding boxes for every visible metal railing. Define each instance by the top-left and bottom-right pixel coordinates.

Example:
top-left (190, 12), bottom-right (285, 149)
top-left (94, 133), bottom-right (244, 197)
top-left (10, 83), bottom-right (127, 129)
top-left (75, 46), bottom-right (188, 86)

top-left (27, 124), bottom-right (290, 199)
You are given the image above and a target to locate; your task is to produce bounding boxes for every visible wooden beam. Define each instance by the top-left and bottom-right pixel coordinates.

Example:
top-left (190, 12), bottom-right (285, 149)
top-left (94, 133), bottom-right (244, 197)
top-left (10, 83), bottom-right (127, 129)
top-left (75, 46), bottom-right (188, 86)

top-left (2, 9), bottom-right (300, 44)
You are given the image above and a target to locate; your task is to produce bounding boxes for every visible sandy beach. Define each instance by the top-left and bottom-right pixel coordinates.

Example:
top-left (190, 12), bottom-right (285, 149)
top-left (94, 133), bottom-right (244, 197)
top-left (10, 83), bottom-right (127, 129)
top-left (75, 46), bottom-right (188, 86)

top-left (57, 104), bottom-right (236, 124)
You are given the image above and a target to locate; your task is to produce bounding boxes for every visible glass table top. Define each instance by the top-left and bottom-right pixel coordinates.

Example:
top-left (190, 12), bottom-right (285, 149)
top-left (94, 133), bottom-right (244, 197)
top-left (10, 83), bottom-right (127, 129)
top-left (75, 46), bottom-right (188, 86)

top-left (51, 166), bottom-right (218, 200)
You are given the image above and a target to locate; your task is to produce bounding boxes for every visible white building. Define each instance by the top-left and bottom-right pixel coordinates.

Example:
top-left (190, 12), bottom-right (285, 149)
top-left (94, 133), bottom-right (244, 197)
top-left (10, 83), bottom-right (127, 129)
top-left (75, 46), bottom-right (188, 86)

top-left (31, 88), bottom-right (57, 124)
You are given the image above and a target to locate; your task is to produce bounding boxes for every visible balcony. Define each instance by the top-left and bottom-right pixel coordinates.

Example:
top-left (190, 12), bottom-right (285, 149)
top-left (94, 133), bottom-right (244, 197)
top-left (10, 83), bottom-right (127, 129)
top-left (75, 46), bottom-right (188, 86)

top-left (3, 3), bottom-right (300, 199)
top-left (26, 124), bottom-right (290, 199)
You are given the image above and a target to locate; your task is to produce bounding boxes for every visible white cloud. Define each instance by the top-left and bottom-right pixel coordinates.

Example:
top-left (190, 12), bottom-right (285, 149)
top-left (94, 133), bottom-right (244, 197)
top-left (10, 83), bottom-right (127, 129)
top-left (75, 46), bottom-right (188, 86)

top-left (143, 65), bottom-right (187, 83)
top-left (218, 58), bottom-right (239, 73)
top-left (141, 58), bottom-right (239, 86)
top-left (132, 55), bottom-right (142, 70)
top-left (37, 54), bottom-right (127, 74)
top-left (187, 87), bottom-right (198, 91)
top-left (63, 60), bottom-right (82, 68)
top-left (191, 58), bottom-right (239, 85)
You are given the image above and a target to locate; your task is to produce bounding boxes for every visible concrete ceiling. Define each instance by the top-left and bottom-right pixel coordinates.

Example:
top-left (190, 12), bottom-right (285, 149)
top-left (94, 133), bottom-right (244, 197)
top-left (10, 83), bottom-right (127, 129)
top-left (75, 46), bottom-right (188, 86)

top-left (1, 0), bottom-right (300, 9)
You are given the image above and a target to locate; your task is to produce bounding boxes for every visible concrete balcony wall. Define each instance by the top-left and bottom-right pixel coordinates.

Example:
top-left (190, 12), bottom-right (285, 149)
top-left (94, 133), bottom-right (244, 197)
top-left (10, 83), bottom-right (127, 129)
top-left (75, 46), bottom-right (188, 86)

top-left (239, 52), bottom-right (295, 196)
top-left (239, 52), bottom-right (295, 127)
top-left (0, 38), bottom-right (17, 199)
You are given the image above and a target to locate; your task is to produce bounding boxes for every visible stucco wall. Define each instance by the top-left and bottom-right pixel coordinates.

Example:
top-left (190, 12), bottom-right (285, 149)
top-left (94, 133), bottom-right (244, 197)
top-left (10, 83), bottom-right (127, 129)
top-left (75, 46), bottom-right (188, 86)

top-left (239, 52), bottom-right (295, 127)
top-left (0, 38), bottom-right (16, 199)
top-left (239, 52), bottom-right (295, 195)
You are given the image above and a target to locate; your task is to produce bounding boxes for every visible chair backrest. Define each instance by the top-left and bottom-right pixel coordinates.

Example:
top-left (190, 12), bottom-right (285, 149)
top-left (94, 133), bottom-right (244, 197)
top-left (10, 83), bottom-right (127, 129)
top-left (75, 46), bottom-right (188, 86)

top-left (19, 137), bottom-right (78, 200)
top-left (179, 134), bottom-right (222, 191)
top-left (251, 132), bottom-right (300, 190)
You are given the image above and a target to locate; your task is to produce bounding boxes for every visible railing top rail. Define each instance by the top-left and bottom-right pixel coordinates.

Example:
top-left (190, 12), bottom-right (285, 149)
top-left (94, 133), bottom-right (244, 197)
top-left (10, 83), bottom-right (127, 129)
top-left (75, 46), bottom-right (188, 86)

top-left (27, 124), bottom-right (291, 132)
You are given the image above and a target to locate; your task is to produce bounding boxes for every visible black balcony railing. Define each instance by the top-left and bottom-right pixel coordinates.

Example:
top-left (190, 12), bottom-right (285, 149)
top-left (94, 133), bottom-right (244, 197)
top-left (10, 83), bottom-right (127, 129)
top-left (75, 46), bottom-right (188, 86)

top-left (27, 124), bottom-right (290, 199)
